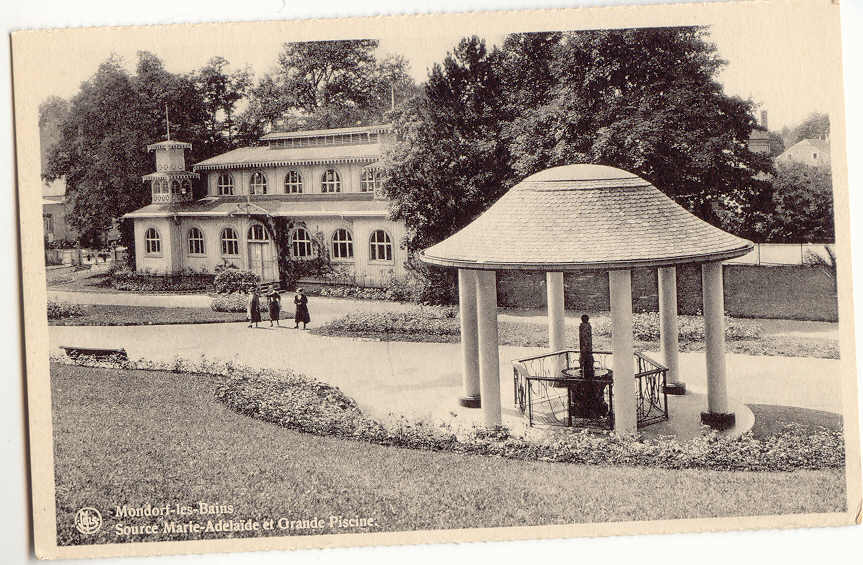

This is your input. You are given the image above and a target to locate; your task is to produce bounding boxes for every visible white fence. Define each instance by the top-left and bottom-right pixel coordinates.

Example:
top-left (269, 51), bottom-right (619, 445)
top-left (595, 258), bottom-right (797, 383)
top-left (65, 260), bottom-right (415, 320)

top-left (726, 243), bottom-right (835, 266)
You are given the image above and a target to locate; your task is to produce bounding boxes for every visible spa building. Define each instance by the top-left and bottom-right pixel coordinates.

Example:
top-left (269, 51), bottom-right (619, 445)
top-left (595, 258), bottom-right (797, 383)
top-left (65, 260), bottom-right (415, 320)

top-left (124, 124), bottom-right (407, 286)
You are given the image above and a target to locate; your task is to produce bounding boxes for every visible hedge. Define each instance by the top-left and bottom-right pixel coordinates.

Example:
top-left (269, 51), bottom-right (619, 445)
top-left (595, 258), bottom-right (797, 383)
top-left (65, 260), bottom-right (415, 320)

top-left (211, 293), bottom-right (266, 313)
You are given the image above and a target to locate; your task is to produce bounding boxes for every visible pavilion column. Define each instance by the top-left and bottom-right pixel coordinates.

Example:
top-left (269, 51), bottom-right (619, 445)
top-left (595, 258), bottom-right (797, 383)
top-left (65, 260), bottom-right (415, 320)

top-left (609, 269), bottom-right (637, 435)
top-left (658, 266), bottom-right (685, 395)
top-left (475, 269), bottom-right (502, 427)
top-left (546, 272), bottom-right (566, 371)
top-left (700, 261), bottom-right (735, 429)
top-left (457, 269), bottom-right (481, 408)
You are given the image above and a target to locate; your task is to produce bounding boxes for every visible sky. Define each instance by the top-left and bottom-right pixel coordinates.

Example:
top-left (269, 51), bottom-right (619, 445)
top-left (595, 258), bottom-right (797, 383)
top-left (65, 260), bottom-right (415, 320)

top-left (30, 3), bottom-right (838, 132)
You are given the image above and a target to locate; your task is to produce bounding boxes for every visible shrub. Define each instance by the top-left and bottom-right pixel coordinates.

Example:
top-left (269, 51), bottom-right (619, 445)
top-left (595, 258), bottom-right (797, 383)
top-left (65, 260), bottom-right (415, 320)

top-left (211, 293), bottom-right (266, 313)
top-left (47, 300), bottom-right (86, 320)
top-left (322, 307), bottom-right (460, 338)
top-left (318, 286), bottom-right (391, 301)
top-left (214, 268), bottom-right (260, 294)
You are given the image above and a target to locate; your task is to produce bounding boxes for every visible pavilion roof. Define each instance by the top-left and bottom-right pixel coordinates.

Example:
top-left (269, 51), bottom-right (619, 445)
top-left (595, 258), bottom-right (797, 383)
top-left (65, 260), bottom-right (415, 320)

top-left (420, 164), bottom-right (753, 271)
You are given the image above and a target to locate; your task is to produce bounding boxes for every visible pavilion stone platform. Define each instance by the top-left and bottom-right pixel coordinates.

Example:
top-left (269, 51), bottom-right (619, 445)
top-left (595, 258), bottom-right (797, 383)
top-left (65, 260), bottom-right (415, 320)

top-left (420, 164), bottom-right (757, 437)
top-left (428, 387), bottom-right (755, 442)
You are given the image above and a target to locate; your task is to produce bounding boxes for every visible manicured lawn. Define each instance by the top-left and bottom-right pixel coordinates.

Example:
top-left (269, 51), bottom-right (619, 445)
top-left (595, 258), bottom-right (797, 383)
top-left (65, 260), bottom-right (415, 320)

top-left (47, 304), bottom-right (298, 326)
top-left (51, 363), bottom-right (846, 546)
top-left (47, 304), bottom-right (248, 325)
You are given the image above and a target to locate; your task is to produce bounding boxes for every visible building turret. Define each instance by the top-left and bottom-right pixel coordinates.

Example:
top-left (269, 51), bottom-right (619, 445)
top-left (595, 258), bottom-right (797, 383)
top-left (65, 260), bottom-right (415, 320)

top-left (142, 140), bottom-right (199, 204)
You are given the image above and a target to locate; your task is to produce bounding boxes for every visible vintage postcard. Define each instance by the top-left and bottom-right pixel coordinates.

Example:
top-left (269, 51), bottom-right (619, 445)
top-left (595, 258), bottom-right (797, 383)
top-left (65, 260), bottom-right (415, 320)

top-left (11, 0), bottom-right (862, 560)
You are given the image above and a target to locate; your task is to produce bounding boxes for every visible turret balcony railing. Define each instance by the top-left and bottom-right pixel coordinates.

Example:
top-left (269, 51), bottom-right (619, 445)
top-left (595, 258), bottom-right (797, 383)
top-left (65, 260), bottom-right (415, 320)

top-left (512, 349), bottom-right (668, 429)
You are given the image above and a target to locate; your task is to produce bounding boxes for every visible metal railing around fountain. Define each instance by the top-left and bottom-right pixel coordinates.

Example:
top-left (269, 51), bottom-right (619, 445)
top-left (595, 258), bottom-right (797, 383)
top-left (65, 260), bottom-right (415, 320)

top-left (512, 349), bottom-right (668, 429)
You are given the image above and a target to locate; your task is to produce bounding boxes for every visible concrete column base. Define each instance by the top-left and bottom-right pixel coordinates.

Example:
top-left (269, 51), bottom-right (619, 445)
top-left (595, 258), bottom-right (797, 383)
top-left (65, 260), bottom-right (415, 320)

top-left (458, 395), bottom-right (481, 408)
top-left (700, 411), bottom-right (736, 430)
top-left (663, 382), bottom-right (687, 396)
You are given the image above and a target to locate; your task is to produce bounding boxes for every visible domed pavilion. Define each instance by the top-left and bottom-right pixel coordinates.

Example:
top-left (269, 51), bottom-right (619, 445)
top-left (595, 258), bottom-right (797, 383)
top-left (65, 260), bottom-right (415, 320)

top-left (420, 164), bottom-right (754, 435)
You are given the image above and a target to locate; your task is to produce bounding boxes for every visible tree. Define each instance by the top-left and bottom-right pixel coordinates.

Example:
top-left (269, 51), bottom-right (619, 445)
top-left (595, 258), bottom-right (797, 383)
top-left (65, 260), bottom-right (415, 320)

top-left (193, 57), bottom-right (252, 152)
top-left (384, 28), bottom-right (775, 257)
top-left (502, 28), bottom-right (774, 232)
top-left (381, 36), bottom-right (511, 253)
top-left (238, 40), bottom-right (415, 138)
top-left (38, 96), bottom-right (70, 174)
top-left (768, 131), bottom-right (785, 158)
top-left (763, 162), bottom-right (834, 243)
top-left (781, 112), bottom-right (830, 147)
top-left (43, 52), bottom-right (215, 250)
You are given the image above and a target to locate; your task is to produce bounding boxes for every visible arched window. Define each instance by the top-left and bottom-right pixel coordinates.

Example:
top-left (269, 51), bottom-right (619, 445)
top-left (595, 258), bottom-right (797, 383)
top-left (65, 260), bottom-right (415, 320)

top-left (369, 230), bottom-right (392, 262)
top-left (291, 228), bottom-right (313, 258)
top-left (171, 180), bottom-right (182, 195)
top-left (321, 169), bottom-right (341, 193)
top-left (181, 179), bottom-right (192, 195)
top-left (152, 179), bottom-right (168, 195)
top-left (144, 227), bottom-right (161, 255)
top-left (248, 224), bottom-right (269, 242)
top-left (221, 227), bottom-right (239, 256)
top-left (331, 229), bottom-right (354, 259)
top-left (217, 173), bottom-right (234, 195)
top-left (249, 171), bottom-right (268, 195)
top-left (284, 170), bottom-right (303, 193)
top-left (188, 227), bottom-right (205, 255)
top-left (360, 168), bottom-right (382, 193)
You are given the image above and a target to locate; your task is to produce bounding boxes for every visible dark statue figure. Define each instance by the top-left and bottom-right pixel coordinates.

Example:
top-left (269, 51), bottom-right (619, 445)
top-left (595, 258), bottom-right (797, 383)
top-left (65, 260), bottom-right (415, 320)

top-left (579, 314), bottom-right (595, 379)
top-left (572, 314), bottom-right (609, 420)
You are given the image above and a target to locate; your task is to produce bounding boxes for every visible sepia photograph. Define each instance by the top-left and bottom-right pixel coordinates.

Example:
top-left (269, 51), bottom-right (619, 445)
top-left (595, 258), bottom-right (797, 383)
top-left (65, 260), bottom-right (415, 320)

top-left (8, 0), bottom-right (862, 561)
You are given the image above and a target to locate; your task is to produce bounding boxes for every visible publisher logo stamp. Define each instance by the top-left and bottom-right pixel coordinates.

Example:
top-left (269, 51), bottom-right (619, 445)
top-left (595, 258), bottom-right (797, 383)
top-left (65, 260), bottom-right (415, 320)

top-left (75, 507), bottom-right (102, 534)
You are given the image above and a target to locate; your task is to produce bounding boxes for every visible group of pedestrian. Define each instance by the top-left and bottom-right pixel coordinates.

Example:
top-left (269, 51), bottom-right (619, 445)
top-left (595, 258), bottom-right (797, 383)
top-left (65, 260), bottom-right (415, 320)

top-left (247, 286), bottom-right (311, 330)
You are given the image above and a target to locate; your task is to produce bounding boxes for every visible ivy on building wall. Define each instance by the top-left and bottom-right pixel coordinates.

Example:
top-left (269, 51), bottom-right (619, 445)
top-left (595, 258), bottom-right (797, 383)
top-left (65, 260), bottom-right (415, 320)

top-left (256, 215), bottom-right (332, 289)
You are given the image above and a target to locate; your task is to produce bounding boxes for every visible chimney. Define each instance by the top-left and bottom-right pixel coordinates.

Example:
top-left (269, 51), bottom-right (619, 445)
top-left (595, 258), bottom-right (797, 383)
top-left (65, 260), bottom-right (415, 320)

top-left (760, 110), bottom-right (768, 130)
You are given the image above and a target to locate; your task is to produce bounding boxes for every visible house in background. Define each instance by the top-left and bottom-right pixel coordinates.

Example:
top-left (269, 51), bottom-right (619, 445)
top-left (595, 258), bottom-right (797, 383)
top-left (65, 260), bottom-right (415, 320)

top-left (42, 178), bottom-right (74, 243)
top-left (776, 136), bottom-right (831, 168)
top-left (123, 123), bottom-right (407, 287)
top-left (747, 110), bottom-right (771, 155)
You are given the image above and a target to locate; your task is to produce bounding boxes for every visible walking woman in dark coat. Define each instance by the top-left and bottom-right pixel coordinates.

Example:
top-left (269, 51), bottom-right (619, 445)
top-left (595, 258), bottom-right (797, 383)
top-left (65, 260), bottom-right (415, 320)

top-left (294, 288), bottom-right (310, 329)
top-left (247, 287), bottom-right (262, 328)
top-left (267, 287), bottom-right (281, 327)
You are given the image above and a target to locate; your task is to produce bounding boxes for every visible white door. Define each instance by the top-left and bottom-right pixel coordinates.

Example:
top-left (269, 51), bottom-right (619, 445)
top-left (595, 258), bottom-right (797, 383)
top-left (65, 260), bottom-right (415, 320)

top-left (248, 243), bottom-right (276, 282)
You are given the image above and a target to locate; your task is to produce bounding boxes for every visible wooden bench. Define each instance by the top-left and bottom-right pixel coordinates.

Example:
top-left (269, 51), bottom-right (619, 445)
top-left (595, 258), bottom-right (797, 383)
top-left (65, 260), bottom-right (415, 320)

top-left (60, 346), bottom-right (128, 361)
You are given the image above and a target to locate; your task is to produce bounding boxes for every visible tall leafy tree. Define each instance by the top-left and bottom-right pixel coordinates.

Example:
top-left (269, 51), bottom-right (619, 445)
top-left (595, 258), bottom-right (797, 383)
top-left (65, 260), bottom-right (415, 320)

top-left (503, 28), bottom-right (774, 231)
top-left (43, 52), bottom-right (214, 249)
top-left (763, 162), bottom-right (834, 243)
top-left (381, 36), bottom-right (511, 253)
top-left (38, 96), bottom-right (70, 174)
top-left (193, 56), bottom-right (252, 152)
top-left (238, 39), bottom-right (415, 139)
top-left (781, 112), bottom-right (830, 147)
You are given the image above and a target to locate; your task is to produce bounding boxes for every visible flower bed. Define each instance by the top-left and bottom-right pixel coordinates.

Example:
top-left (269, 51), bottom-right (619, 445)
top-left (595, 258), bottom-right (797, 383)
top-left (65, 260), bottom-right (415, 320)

top-left (110, 266), bottom-right (213, 292)
top-left (317, 308), bottom-right (760, 342)
top-left (51, 354), bottom-right (845, 472)
top-left (46, 300), bottom-right (86, 320)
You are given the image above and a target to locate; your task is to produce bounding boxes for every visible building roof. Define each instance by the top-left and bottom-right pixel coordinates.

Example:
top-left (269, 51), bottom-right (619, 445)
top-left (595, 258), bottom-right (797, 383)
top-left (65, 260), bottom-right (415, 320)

top-left (259, 123), bottom-right (391, 141)
top-left (147, 140), bottom-right (192, 152)
top-left (193, 143), bottom-right (382, 171)
top-left (420, 164), bottom-right (753, 271)
top-left (779, 137), bottom-right (830, 154)
top-left (141, 171), bottom-right (200, 182)
top-left (42, 196), bottom-right (65, 207)
top-left (122, 194), bottom-right (391, 219)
